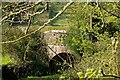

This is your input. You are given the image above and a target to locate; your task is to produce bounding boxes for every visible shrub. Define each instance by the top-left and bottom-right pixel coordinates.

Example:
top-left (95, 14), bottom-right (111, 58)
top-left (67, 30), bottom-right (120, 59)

top-left (2, 27), bottom-right (49, 79)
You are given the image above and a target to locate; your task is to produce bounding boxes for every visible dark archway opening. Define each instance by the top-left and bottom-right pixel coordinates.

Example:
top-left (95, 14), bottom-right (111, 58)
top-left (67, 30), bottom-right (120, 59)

top-left (49, 53), bottom-right (75, 74)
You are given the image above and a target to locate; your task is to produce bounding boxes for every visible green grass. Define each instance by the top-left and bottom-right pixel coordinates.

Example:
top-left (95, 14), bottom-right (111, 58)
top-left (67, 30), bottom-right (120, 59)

top-left (40, 74), bottom-right (61, 79)
top-left (41, 26), bottom-right (69, 32)
top-left (20, 74), bottom-right (61, 80)
top-left (52, 19), bottom-right (69, 26)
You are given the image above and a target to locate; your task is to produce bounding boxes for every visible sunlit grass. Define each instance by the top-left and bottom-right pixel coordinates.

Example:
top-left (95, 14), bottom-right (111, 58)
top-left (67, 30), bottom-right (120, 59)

top-left (40, 26), bottom-right (69, 32)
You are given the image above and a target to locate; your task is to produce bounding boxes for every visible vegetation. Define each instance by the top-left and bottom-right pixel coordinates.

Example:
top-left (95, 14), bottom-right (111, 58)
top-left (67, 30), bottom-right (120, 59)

top-left (1, 1), bottom-right (120, 80)
top-left (63, 2), bottom-right (120, 79)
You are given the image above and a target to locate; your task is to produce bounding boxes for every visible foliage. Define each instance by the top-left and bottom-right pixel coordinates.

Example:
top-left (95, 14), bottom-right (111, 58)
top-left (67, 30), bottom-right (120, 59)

top-left (60, 68), bottom-right (79, 79)
top-left (64, 3), bottom-right (93, 56)
top-left (1, 2), bottom-right (120, 79)
top-left (63, 2), bottom-right (120, 78)
top-left (0, 55), bottom-right (15, 65)
top-left (2, 26), bottom-right (50, 79)
top-left (3, 27), bottom-right (48, 63)
top-left (77, 68), bottom-right (101, 78)
top-left (2, 2), bottom-right (74, 79)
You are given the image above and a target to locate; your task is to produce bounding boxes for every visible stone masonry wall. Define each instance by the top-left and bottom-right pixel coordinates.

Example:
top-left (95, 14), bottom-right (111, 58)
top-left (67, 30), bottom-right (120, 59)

top-left (44, 30), bottom-right (69, 59)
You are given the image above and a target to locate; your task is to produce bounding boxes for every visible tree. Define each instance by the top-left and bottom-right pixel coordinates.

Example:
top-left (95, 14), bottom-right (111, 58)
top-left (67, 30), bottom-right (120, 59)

top-left (63, 2), bottom-right (120, 78)
top-left (1, 2), bottom-right (73, 79)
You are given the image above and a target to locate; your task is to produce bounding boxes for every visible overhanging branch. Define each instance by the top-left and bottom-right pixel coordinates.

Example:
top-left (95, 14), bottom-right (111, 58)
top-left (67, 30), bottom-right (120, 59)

top-left (1, 1), bottom-right (42, 22)
top-left (25, 2), bottom-right (48, 34)
top-left (1, 2), bottom-right (73, 44)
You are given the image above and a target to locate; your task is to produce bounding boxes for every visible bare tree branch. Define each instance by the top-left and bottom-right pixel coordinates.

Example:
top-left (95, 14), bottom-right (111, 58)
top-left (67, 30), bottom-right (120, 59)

top-left (25, 15), bottom-right (32, 34)
top-left (100, 4), bottom-right (120, 18)
top-left (23, 40), bottom-right (30, 61)
top-left (1, 2), bottom-right (73, 44)
top-left (25, 3), bottom-right (48, 34)
top-left (29, 2), bottom-right (48, 16)
top-left (1, 1), bottom-right (42, 22)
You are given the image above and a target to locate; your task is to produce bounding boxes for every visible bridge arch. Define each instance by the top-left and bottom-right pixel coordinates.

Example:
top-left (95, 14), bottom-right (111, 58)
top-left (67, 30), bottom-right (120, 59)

top-left (44, 30), bottom-right (77, 73)
top-left (49, 52), bottom-right (75, 73)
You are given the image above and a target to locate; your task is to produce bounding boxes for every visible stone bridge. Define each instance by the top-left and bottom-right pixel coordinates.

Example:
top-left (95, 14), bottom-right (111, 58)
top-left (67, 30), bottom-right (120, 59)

top-left (44, 30), bottom-right (76, 73)
top-left (44, 30), bottom-right (70, 60)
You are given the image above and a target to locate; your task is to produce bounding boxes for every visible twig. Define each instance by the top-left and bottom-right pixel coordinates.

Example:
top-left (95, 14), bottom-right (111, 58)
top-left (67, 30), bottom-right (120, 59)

top-left (98, 3), bottom-right (105, 28)
top-left (23, 40), bottom-right (30, 61)
top-left (25, 15), bottom-right (32, 34)
top-left (29, 3), bottom-right (48, 17)
top-left (25, 3), bottom-right (48, 34)
top-left (1, 2), bottom-right (73, 44)
top-left (100, 4), bottom-right (120, 18)
top-left (115, 2), bottom-right (120, 9)
top-left (101, 68), bottom-right (120, 78)
top-left (1, 1), bottom-right (42, 22)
